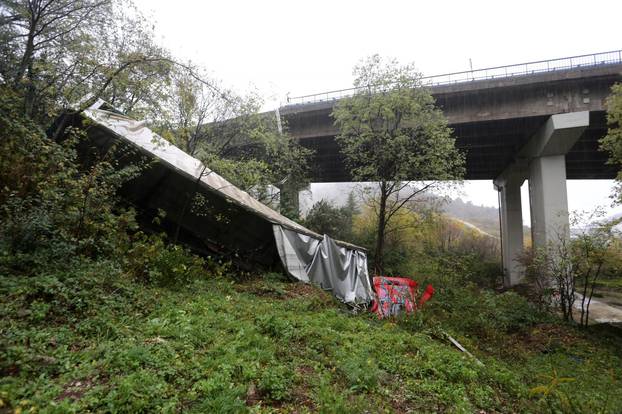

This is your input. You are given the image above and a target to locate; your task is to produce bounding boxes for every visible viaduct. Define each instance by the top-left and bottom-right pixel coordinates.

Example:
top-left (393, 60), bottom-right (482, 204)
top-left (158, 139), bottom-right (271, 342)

top-left (277, 50), bottom-right (622, 287)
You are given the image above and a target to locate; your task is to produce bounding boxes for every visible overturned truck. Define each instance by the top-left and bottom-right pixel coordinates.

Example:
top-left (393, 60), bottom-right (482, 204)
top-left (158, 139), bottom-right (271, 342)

top-left (55, 100), bottom-right (372, 305)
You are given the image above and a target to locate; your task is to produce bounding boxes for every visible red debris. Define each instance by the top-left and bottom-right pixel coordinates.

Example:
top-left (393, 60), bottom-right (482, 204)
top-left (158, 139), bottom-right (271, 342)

top-left (370, 276), bottom-right (434, 319)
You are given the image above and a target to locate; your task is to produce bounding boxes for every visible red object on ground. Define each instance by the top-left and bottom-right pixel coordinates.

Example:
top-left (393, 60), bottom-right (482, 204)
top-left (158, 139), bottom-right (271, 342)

top-left (419, 284), bottom-right (435, 307)
top-left (370, 276), bottom-right (434, 319)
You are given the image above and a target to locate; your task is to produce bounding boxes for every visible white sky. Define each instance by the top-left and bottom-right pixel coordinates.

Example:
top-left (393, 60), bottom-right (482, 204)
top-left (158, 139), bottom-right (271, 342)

top-left (135, 0), bottom-right (622, 220)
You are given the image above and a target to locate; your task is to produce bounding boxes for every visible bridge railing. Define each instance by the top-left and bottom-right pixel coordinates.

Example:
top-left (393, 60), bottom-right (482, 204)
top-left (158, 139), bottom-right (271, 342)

top-left (286, 50), bottom-right (622, 105)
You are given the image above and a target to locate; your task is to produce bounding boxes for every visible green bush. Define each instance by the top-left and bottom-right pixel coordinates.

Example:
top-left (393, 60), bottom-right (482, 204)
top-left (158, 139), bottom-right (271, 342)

top-left (430, 283), bottom-right (547, 340)
top-left (481, 290), bottom-right (543, 333)
top-left (0, 259), bottom-right (138, 325)
top-left (124, 232), bottom-right (229, 287)
top-left (0, 87), bottom-right (142, 275)
top-left (335, 348), bottom-right (382, 392)
top-left (125, 234), bottom-right (204, 287)
top-left (303, 198), bottom-right (357, 241)
top-left (0, 84), bottom-right (230, 295)
top-left (258, 363), bottom-right (292, 401)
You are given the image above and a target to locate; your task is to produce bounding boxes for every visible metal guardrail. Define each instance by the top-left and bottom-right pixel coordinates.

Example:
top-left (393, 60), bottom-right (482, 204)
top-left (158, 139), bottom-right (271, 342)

top-left (286, 50), bottom-right (622, 105)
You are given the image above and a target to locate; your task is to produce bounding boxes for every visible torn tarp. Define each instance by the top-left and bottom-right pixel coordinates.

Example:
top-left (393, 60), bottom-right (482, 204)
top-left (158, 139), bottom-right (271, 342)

top-left (273, 225), bottom-right (373, 304)
top-left (55, 100), bottom-right (373, 305)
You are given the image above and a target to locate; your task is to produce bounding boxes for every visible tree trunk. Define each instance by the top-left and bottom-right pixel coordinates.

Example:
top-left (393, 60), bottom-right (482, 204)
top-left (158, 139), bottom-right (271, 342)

top-left (15, 0), bottom-right (39, 90)
top-left (15, 32), bottom-right (35, 88)
top-left (374, 181), bottom-right (388, 276)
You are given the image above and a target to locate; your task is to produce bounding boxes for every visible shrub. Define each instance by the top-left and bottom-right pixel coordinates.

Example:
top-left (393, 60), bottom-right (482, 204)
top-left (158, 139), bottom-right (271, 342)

top-left (0, 87), bottom-right (143, 274)
top-left (428, 282), bottom-right (547, 340)
top-left (104, 370), bottom-right (175, 412)
top-left (255, 314), bottom-right (295, 340)
top-left (258, 363), bottom-right (292, 401)
top-left (124, 233), bottom-right (217, 287)
top-left (336, 350), bottom-right (382, 392)
top-left (303, 198), bottom-right (356, 241)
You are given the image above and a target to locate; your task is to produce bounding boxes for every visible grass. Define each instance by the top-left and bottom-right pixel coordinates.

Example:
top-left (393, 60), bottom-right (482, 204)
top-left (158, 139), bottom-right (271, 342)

top-left (1, 262), bottom-right (621, 413)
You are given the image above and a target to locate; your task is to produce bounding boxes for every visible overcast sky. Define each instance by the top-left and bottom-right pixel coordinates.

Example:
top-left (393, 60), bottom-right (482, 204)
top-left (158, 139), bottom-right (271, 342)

top-left (134, 0), bottom-right (622, 222)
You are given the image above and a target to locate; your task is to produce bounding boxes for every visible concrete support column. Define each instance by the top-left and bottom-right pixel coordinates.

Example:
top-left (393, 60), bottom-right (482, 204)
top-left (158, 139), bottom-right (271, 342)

top-left (497, 181), bottom-right (524, 286)
top-left (528, 155), bottom-right (570, 249)
top-left (494, 111), bottom-right (588, 286)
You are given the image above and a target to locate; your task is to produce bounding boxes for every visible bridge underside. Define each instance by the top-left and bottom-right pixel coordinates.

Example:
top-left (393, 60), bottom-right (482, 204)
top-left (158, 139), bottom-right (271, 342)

top-left (297, 110), bottom-right (616, 288)
top-left (281, 62), bottom-right (622, 287)
top-left (298, 110), bottom-right (615, 182)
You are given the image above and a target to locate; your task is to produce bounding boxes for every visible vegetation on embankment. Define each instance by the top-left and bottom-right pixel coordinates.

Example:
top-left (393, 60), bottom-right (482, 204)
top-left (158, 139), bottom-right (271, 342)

top-left (2, 257), bottom-right (621, 413)
top-left (2, 85), bottom-right (620, 412)
top-left (2, 6), bottom-right (622, 408)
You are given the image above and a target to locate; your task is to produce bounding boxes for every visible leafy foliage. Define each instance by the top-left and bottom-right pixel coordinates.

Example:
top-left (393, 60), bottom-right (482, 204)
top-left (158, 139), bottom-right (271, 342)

top-left (0, 0), bottom-right (173, 124)
top-left (332, 55), bottom-right (464, 184)
top-left (124, 233), bottom-right (229, 288)
top-left (519, 210), bottom-right (622, 327)
top-left (1, 3), bottom-right (621, 412)
top-left (352, 203), bottom-right (500, 278)
top-left (0, 86), bottom-right (218, 290)
top-left (332, 55), bottom-right (465, 273)
top-left (2, 261), bottom-right (621, 412)
top-left (0, 87), bottom-right (142, 273)
top-left (0, 105), bottom-right (618, 410)
top-left (303, 195), bottom-right (358, 240)
top-left (1, 0), bottom-right (312, 222)
top-left (149, 66), bottom-right (311, 218)
top-left (601, 83), bottom-right (622, 203)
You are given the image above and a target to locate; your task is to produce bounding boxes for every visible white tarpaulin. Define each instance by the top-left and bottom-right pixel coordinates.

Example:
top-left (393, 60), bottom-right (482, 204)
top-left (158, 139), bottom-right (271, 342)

top-left (68, 100), bottom-right (373, 304)
top-left (273, 226), bottom-right (373, 304)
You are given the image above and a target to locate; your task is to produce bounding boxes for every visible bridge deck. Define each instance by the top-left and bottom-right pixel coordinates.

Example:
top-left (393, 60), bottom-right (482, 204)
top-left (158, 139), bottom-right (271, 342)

top-left (280, 58), bottom-right (622, 181)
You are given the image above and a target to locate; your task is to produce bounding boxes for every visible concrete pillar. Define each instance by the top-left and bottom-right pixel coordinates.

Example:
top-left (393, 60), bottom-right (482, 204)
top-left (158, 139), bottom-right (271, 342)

top-left (494, 111), bottom-right (588, 286)
top-left (497, 181), bottom-right (525, 286)
top-left (528, 155), bottom-right (570, 249)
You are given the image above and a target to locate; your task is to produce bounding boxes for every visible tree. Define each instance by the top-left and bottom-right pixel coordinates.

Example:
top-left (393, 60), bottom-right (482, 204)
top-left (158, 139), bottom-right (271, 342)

top-left (332, 55), bottom-right (465, 274)
top-left (1, 0), bottom-right (109, 119)
top-left (0, 86), bottom-right (145, 269)
top-left (600, 83), bottom-right (622, 203)
top-left (343, 191), bottom-right (360, 221)
top-left (153, 64), bottom-right (258, 158)
top-left (303, 196), bottom-right (358, 241)
top-left (572, 217), bottom-right (609, 327)
top-left (1, 0), bottom-right (306, 199)
top-left (0, 0), bottom-right (189, 125)
top-left (520, 209), bottom-right (622, 326)
top-left (152, 66), bottom-right (311, 219)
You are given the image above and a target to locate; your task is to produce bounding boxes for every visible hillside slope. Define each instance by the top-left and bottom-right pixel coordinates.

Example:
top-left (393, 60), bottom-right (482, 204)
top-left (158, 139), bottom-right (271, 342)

top-left (2, 268), bottom-right (621, 413)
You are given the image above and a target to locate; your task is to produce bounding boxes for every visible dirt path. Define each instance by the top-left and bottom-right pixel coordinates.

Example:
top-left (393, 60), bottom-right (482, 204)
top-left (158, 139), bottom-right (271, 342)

top-left (574, 293), bottom-right (622, 324)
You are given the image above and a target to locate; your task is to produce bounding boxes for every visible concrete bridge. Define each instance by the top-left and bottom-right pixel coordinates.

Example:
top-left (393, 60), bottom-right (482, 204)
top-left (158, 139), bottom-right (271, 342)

top-left (278, 50), bottom-right (622, 287)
